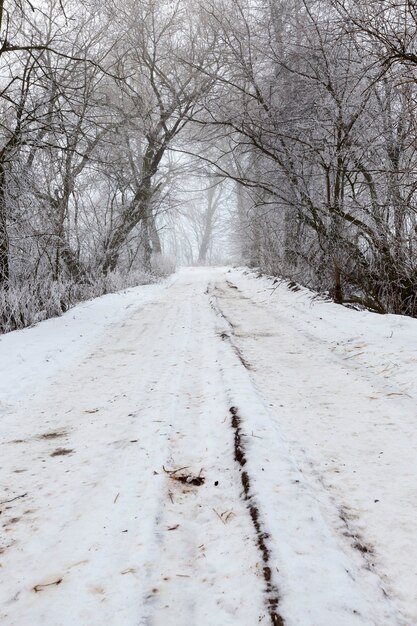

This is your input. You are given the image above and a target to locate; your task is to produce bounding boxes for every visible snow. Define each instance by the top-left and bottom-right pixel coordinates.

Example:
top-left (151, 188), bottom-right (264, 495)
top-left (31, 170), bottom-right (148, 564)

top-left (1, 266), bottom-right (416, 625)
top-left (0, 279), bottom-right (171, 403)
top-left (225, 268), bottom-right (417, 624)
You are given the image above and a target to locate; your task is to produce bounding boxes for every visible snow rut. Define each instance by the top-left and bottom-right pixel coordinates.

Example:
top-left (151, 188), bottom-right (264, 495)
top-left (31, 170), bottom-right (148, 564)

top-left (209, 284), bottom-right (284, 625)
top-left (229, 406), bottom-right (283, 626)
top-left (211, 277), bottom-right (405, 626)
top-left (137, 276), bottom-right (271, 626)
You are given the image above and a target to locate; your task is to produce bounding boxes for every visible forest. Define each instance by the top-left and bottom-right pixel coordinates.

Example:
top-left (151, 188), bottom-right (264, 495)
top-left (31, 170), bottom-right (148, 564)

top-left (1, 0), bottom-right (417, 333)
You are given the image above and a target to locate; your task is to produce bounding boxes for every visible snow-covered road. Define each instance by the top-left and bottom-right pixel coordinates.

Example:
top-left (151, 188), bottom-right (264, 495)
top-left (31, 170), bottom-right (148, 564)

top-left (0, 267), bottom-right (416, 625)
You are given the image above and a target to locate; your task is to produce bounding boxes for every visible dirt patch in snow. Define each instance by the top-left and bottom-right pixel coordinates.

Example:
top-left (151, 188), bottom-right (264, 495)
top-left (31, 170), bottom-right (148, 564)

top-left (50, 448), bottom-right (74, 457)
top-left (38, 431), bottom-right (67, 440)
top-left (229, 406), bottom-right (284, 626)
top-left (339, 506), bottom-right (376, 558)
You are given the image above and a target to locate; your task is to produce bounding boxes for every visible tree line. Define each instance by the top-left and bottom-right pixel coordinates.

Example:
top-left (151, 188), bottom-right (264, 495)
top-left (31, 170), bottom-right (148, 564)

top-left (0, 0), bottom-right (214, 331)
top-left (1, 0), bottom-right (417, 332)
top-left (196, 0), bottom-right (417, 316)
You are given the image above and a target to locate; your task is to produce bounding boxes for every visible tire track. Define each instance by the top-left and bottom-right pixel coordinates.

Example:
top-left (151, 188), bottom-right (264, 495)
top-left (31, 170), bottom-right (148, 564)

top-left (211, 274), bottom-right (407, 626)
top-left (229, 406), bottom-right (284, 626)
top-left (138, 276), bottom-right (270, 626)
top-left (209, 283), bottom-right (284, 626)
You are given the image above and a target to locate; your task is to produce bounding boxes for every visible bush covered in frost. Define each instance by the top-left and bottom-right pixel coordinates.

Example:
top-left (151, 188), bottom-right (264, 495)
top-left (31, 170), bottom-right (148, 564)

top-left (0, 256), bottom-right (175, 334)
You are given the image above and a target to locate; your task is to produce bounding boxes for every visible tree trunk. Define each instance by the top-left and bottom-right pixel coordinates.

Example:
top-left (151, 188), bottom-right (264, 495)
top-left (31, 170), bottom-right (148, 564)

top-left (198, 185), bottom-right (217, 264)
top-left (103, 177), bottom-right (152, 274)
top-left (0, 164), bottom-right (9, 284)
top-left (334, 264), bottom-right (343, 304)
top-left (149, 210), bottom-right (162, 255)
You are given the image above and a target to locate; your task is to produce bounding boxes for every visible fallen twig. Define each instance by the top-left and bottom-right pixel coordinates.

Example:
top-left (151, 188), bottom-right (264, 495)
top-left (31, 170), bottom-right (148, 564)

top-left (33, 578), bottom-right (62, 592)
top-left (163, 466), bottom-right (205, 486)
top-left (343, 352), bottom-right (365, 360)
top-left (0, 493), bottom-right (27, 506)
top-left (213, 508), bottom-right (226, 525)
top-left (163, 465), bottom-right (190, 476)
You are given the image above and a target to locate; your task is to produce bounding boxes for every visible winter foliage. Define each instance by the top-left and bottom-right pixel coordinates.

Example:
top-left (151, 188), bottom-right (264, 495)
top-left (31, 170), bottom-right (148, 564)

top-left (2, 0), bottom-right (417, 331)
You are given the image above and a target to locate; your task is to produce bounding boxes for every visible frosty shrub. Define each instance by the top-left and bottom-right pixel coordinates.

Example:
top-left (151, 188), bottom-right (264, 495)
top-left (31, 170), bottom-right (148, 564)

top-left (0, 268), bottom-right (164, 335)
top-left (0, 279), bottom-right (74, 333)
top-left (151, 254), bottom-right (176, 278)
